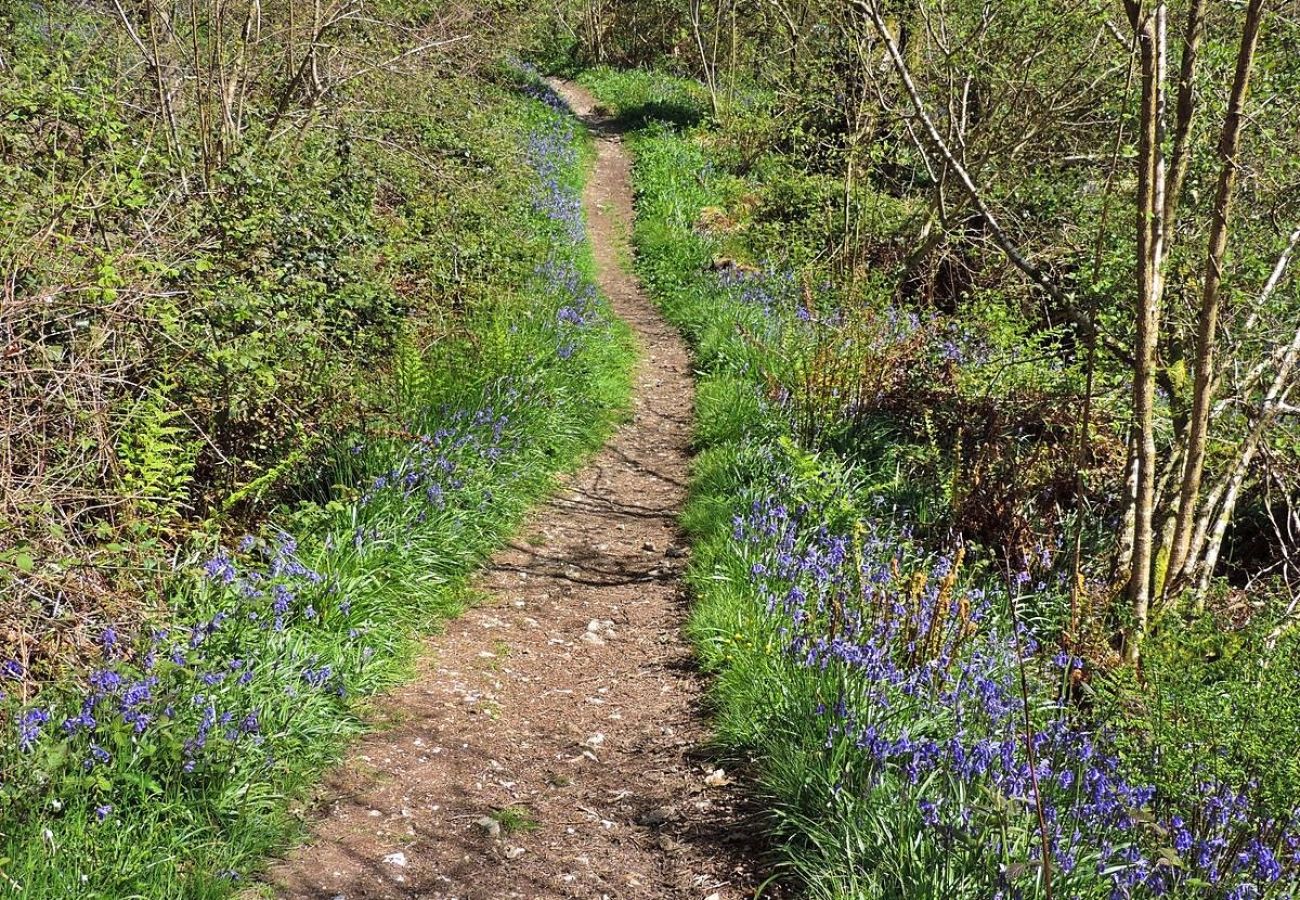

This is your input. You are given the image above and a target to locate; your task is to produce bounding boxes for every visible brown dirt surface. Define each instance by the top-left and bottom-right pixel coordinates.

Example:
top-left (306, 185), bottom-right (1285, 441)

top-left (261, 81), bottom-right (773, 900)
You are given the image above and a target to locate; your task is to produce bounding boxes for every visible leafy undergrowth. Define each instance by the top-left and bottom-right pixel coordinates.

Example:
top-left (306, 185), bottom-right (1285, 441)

top-left (0, 1), bottom-right (570, 661)
top-left (0, 76), bottom-right (634, 898)
top-left (579, 66), bottom-right (1300, 899)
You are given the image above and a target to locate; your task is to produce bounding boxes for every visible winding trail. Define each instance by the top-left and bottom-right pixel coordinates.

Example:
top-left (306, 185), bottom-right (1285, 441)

top-left (264, 81), bottom-right (767, 899)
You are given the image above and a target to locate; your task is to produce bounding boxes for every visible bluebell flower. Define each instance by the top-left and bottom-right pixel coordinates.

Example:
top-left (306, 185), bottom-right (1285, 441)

top-left (18, 707), bottom-right (49, 751)
top-left (202, 553), bottom-right (237, 584)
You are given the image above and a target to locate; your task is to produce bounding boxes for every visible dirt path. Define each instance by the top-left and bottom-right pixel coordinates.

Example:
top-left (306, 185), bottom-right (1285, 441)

top-left (264, 81), bottom-right (768, 900)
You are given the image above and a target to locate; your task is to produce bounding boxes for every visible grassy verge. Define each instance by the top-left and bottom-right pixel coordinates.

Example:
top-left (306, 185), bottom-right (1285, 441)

top-left (578, 66), bottom-right (1300, 900)
top-left (0, 75), bottom-right (633, 898)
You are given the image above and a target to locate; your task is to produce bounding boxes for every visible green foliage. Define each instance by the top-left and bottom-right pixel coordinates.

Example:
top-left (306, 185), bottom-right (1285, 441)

top-left (0, 0), bottom-right (589, 651)
top-left (583, 60), bottom-right (1300, 899)
top-left (1103, 618), bottom-right (1300, 823)
top-left (0, 35), bottom-right (635, 900)
top-left (575, 66), bottom-right (707, 128)
top-left (115, 383), bottom-right (198, 528)
top-left (490, 805), bottom-right (541, 834)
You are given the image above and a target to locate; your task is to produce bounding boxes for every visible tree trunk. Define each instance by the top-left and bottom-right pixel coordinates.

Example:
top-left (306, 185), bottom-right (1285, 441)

top-left (1123, 0), bottom-right (1166, 664)
top-left (689, 0), bottom-right (719, 116)
top-left (1164, 0), bottom-right (1268, 599)
top-left (1161, 0), bottom-right (1206, 246)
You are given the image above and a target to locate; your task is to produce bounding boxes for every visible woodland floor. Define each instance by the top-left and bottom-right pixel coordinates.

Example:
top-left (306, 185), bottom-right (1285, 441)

top-left (260, 81), bottom-right (771, 900)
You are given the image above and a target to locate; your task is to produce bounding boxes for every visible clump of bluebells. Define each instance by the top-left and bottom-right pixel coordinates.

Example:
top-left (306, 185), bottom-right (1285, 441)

top-left (522, 81), bottom-right (584, 247)
top-left (516, 70), bottom-right (603, 359)
top-left (713, 261), bottom-right (985, 364)
top-left (0, 403), bottom-right (504, 817)
top-left (732, 487), bottom-right (1300, 898)
top-left (0, 533), bottom-right (339, 818)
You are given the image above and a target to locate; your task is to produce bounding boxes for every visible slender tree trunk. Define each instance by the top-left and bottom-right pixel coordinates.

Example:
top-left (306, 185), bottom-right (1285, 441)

top-left (1194, 390), bottom-right (1285, 606)
top-left (689, 0), bottom-right (719, 116)
top-left (1124, 1), bottom-right (1165, 663)
top-left (1192, 289), bottom-right (1300, 607)
top-left (1114, 433), bottom-right (1140, 581)
top-left (1164, 0), bottom-right (1268, 598)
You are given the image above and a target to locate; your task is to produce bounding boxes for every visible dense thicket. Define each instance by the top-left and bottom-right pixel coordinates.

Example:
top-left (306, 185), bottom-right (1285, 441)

top-left (553, 0), bottom-right (1300, 893)
top-left (575, 57), bottom-right (1300, 897)
top-left (1, 0), bottom-right (555, 665)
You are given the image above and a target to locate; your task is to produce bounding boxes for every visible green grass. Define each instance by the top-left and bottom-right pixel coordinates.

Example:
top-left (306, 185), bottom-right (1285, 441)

top-left (0, 74), bottom-right (633, 899)
top-left (490, 805), bottom-right (540, 834)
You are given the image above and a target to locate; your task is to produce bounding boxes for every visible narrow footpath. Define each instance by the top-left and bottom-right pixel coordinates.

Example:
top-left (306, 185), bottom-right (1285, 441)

top-left (264, 81), bottom-right (768, 900)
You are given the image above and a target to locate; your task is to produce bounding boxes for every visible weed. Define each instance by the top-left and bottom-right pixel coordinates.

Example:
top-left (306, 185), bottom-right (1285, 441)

top-left (490, 805), bottom-right (540, 834)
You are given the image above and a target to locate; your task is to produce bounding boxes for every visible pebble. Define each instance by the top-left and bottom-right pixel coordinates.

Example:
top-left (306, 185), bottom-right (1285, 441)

top-left (704, 768), bottom-right (730, 787)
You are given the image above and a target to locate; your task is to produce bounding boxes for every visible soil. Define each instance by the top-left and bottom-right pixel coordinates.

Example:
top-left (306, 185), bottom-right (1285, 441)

top-left (262, 81), bottom-right (772, 900)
